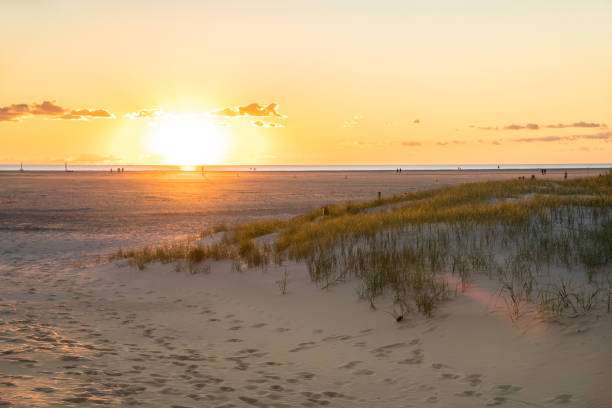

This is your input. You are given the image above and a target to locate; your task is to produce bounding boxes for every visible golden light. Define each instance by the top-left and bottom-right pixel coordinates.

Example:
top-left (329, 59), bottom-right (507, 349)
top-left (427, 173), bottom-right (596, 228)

top-left (147, 118), bottom-right (229, 166)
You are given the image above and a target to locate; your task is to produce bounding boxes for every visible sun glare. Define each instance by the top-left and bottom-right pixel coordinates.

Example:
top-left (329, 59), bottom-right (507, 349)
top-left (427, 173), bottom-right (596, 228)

top-left (148, 118), bottom-right (229, 166)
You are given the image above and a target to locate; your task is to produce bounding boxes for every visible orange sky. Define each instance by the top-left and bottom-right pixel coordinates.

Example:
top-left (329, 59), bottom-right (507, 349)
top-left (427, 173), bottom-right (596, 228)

top-left (1, 1), bottom-right (611, 166)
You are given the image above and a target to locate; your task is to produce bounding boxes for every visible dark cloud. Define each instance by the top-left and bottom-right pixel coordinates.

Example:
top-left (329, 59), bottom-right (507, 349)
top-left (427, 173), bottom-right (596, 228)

top-left (251, 120), bottom-right (284, 128)
top-left (504, 123), bottom-right (539, 130)
top-left (210, 103), bottom-right (286, 118)
top-left (514, 132), bottom-right (611, 143)
top-left (475, 121), bottom-right (606, 131)
top-left (401, 141), bottom-right (421, 146)
top-left (31, 101), bottom-right (65, 115)
top-left (1, 101), bottom-right (114, 122)
top-left (0, 104), bottom-right (30, 121)
top-left (546, 121), bottom-right (605, 129)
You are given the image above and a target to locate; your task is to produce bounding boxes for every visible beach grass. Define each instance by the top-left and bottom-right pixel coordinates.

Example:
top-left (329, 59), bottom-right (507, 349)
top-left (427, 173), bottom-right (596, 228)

top-left (112, 172), bottom-right (612, 318)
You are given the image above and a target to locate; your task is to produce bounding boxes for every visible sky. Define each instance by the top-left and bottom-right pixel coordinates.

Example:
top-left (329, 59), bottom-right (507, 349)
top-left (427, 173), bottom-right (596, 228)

top-left (1, 0), bottom-right (611, 166)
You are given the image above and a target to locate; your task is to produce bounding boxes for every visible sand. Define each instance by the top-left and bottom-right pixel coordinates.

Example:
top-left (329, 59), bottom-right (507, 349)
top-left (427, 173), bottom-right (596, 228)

top-left (1, 169), bottom-right (610, 407)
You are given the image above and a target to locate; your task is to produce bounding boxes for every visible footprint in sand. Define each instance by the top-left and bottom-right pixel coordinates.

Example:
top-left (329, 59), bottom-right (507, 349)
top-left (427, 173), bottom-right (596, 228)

top-left (338, 361), bottom-right (362, 370)
top-left (439, 372), bottom-right (460, 380)
top-left (547, 394), bottom-right (573, 404)
top-left (354, 369), bottom-right (375, 376)
top-left (464, 374), bottom-right (483, 387)
top-left (485, 396), bottom-right (508, 406)
top-left (290, 341), bottom-right (318, 353)
top-left (455, 390), bottom-right (482, 397)
top-left (398, 348), bottom-right (424, 365)
top-left (492, 384), bottom-right (522, 395)
top-left (371, 342), bottom-right (407, 358)
top-left (251, 323), bottom-right (266, 328)
top-left (238, 396), bottom-right (259, 405)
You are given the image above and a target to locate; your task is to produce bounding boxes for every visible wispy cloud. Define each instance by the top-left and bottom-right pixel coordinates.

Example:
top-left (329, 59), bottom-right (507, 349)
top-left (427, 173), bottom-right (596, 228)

top-left (436, 140), bottom-right (466, 146)
top-left (210, 103), bottom-right (286, 118)
top-left (0, 101), bottom-right (114, 122)
top-left (514, 131), bottom-right (611, 143)
top-left (546, 121), bottom-right (606, 129)
top-left (413, 119), bottom-right (420, 124)
top-left (504, 123), bottom-right (539, 130)
top-left (401, 141), bottom-right (421, 146)
top-left (473, 121), bottom-right (606, 131)
top-left (123, 108), bottom-right (168, 120)
top-left (251, 120), bottom-right (284, 128)
top-left (470, 125), bottom-right (499, 130)
top-left (343, 115), bottom-right (362, 128)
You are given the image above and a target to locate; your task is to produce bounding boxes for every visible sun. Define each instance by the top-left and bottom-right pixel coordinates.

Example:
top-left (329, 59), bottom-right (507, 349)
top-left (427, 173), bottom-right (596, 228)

top-left (147, 118), bottom-right (229, 166)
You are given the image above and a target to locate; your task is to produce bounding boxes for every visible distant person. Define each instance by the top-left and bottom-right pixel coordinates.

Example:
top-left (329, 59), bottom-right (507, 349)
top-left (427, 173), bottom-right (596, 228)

top-left (564, 171), bottom-right (568, 179)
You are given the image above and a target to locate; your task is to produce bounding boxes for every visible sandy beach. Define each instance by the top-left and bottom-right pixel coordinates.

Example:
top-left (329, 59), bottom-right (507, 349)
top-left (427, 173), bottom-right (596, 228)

top-left (1, 169), bottom-right (610, 407)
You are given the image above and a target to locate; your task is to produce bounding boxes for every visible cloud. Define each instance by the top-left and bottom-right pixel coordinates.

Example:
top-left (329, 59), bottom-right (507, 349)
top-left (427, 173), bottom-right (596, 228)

top-left (343, 115), bottom-right (363, 128)
top-left (514, 131), bottom-right (612, 143)
top-left (0, 104), bottom-right (30, 122)
top-left (401, 141), bottom-right (421, 146)
top-left (124, 108), bottom-right (167, 120)
top-left (61, 109), bottom-right (115, 120)
top-left (413, 119), bottom-right (420, 124)
top-left (435, 140), bottom-right (466, 146)
top-left (31, 100), bottom-right (65, 115)
top-left (492, 140), bottom-right (502, 145)
top-left (471, 125), bottom-right (499, 130)
top-left (1, 100), bottom-right (114, 122)
top-left (504, 123), bottom-right (539, 130)
top-left (251, 120), bottom-right (284, 128)
top-left (475, 121), bottom-right (606, 131)
top-left (546, 121), bottom-right (606, 129)
top-left (210, 103), bottom-right (286, 118)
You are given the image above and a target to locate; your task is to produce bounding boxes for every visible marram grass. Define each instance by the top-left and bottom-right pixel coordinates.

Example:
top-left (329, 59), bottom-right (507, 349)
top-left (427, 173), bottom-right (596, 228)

top-left (112, 172), bottom-right (612, 318)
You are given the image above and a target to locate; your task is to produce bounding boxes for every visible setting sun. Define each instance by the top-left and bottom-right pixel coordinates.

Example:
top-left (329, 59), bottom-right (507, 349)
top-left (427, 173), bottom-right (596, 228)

top-left (147, 118), bottom-right (229, 166)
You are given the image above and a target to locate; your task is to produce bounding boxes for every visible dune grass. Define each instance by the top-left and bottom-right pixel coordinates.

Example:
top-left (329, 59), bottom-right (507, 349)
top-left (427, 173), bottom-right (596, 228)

top-left (112, 172), bottom-right (612, 318)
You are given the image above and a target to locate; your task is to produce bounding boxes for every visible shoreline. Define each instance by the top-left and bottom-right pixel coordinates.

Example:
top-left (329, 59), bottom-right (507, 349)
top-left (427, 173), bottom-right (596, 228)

top-left (1, 165), bottom-right (611, 173)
